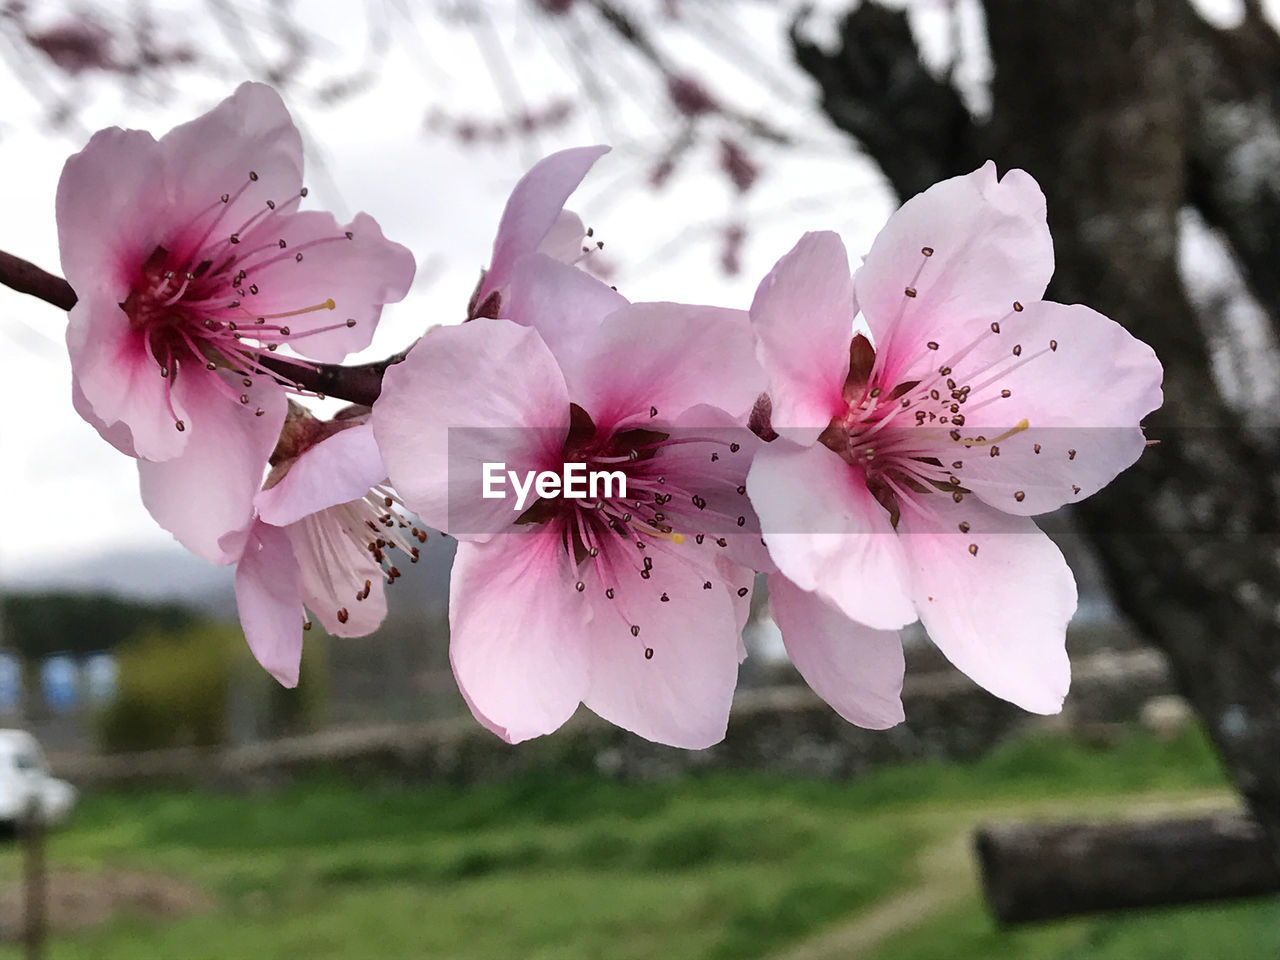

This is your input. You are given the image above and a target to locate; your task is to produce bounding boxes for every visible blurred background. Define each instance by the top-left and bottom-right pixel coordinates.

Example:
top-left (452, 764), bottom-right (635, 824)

top-left (0, 0), bottom-right (1278, 956)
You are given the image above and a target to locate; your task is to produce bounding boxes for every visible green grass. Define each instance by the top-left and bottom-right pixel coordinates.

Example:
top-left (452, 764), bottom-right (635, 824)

top-left (866, 897), bottom-right (1280, 960)
top-left (1, 725), bottom-right (1273, 960)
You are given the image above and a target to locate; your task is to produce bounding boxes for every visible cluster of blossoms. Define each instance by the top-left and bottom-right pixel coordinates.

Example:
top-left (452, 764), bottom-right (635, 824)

top-left (59, 84), bottom-right (1162, 747)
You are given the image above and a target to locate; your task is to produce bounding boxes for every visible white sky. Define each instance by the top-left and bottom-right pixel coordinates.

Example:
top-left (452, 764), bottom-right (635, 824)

top-left (0, 0), bottom-right (1260, 586)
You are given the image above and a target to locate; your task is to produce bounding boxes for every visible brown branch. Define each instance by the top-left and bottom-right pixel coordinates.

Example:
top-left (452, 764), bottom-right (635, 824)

top-left (0, 248), bottom-right (401, 406)
top-left (0, 250), bottom-right (76, 311)
top-left (789, 2), bottom-right (981, 199)
top-left (581, 0), bottom-right (794, 145)
top-left (975, 814), bottom-right (1280, 924)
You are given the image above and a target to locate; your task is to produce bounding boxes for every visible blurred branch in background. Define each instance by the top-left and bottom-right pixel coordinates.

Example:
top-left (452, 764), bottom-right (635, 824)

top-left (0, 1), bottom-right (856, 278)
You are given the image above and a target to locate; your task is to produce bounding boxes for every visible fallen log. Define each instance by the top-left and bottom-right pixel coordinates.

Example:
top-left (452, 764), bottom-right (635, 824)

top-left (975, 813), bottom-right (1280, 924)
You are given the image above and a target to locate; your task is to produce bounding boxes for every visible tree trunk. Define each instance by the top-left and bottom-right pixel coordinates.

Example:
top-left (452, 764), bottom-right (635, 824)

top-left (795, 0), bottom-right (1280, 862)
top-left (975, 814), bottom-right (1280, 923)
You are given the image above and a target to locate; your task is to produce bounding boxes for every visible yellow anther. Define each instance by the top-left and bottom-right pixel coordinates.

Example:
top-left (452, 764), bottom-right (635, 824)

top-left (646, 528), bottom-right (685, 545)
top-left (255, 298), bottom-right (336, 320)
top-left (957, 418), bottom-right (1029, 448)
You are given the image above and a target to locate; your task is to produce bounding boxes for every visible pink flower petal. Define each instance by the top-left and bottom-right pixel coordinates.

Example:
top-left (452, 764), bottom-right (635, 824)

top-left (67, 296), bottom-right (187, 461)
top-left (449, 532), bottom-right (592, 743)
top-left (157, 82), bottom-right (303, 258)
top-left (559, 302), bottom-right (765, 434)
top-left (897, 493), bottom-right (1075, 714)
top-left (238, 210), bottom-right (415, 364)
top-left (71, 377), bottom-right (136, 458)
top-left (537, 209), bottom-right (589, 263)
top-left (234, 521), bottom-right (305, 687)
top-left (503, 252), bottom-right (628, 362)
top-left (478, 145), bottom-right (610, 306)
top-left (747, 442), bottom-right (916, 630)
top-left (581, 538), bottom-right (741, 749)
top-left (138, 371), bottom-right (287, 564)
top-left (286, 512), bottom-right (387, 637)
top-left (372, 318), bottom-right (570, 540)
top-left (750, 232), bottom-right (856, 442)
top-left (855, 163), bottom-right (1054, 386)
top-left (769, 573), bottom-right (905, 729)
top-left (717, 556), bottom-right (756, 661)
top-left (57, 127), bottom-right (170, 290)
top-left (747, 442), bottom-right (916, 632)
top-left (941, 301), bottom-right (1163, 515)
top-left (256, 422), bottom-right (386, 526)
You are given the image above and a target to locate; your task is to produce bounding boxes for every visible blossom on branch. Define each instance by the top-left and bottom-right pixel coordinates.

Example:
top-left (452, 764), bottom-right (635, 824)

top-left (467, 145), bottom-right (609, 320)
top-left (57, 81), bottom-right (415, 564)
top-left (746, 163), bottom-right (1164, 716)
top-left (374, 261), bottom-right (767, 748)
top-left (235, 410), bottom-right (423, 687)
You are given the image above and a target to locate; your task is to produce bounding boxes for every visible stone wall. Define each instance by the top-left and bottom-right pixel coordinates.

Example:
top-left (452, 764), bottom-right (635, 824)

top-left (48, 646), bottom-right (1176, 792)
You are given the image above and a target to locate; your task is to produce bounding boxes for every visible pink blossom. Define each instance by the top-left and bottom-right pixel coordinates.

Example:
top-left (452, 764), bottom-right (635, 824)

top-left (373, 275), bottom-right (767, 748)
top-left (235, 416), bottom-right (423, 687)
top-left (57, 82), bottom-right (415, 564)
top-left (468, 146), bottom-right (608, 319)
top-left (747, 163), bottom-right (1163, 716)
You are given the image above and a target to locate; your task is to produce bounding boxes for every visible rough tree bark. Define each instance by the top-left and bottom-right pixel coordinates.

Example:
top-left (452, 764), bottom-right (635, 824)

top-left (976, 814), bottom-right (1280, 923)
top-left (795, 0), bottom-right (1280, 865)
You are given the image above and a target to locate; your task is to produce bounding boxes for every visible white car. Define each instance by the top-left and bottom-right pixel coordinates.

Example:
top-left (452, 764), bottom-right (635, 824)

top-left (0, 730), bottom-right (75, 828)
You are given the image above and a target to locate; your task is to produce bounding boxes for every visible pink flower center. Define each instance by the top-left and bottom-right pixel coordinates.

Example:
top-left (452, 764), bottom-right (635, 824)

top-left (293, 485), bottom-right (425, 628)
top-left (519, 403), bottom-right (752, 655)
top-left (118, 174), bottom-right (359, 431)
top-left (820, 320), bottom-right (1039, 525)
top-left (268, 414), bottom-right (424, 627)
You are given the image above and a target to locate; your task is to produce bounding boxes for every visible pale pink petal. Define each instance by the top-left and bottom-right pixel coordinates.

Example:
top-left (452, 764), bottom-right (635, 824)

top-left (449, 532), bottom-right (592, 743)
top-left (897, 494), bottom-right (1075, 714)
top-left (286, 512), bottom-right (387, 637)
top-left (747, 442), bottom-right (916, 630)
top-left (750, 232), bottom-right (856, 442)
top-left (56, 127), bottom-right (170, 290)
top-left (769, 574), bottom-right (905, 729)
top-left (559, 302), bottom-right (765, 434)
top-left (234, 522), bottom-right (305, 687)
top-left (66, 295), bottom-right (188, 461)
top-left (716, 555), bottom-right (756, 662)
top-left (257, 423), bottom-right (386, 526)
top-left (856, 163), bottom-right (1054, 386)
top-left (581, 537), bottom-right (741, 749)
top-left (237, 210), bottom-right (415, 363)
top-left (138, 372), bottom-right (287, 564)
top-left (536, 209), bottom-right (588, 263)
top-left (71, 378), bottom-right (136, 458)
top-left (157, 82), bottom-right (304, 258)
top-left (941, 301), bottom-right (1164, 515)
top-left (503, 253), bottom-right (627, 362)
top-left (372, 318), bottom-right (570, 540)
top-left (478, 145), bottom-right (610, 305)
